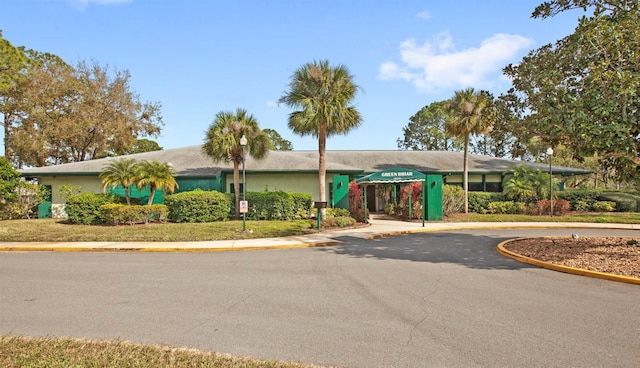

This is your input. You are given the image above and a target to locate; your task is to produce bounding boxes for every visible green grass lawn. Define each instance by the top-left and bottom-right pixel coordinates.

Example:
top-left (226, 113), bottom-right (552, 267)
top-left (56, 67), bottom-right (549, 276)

top-left (2, 212), bottom-right (640, 242)
top-left (0, 219), bottom-right (312, 242)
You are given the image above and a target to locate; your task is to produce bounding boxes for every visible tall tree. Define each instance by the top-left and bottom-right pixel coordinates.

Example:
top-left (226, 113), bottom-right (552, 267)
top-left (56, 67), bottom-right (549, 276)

top-left (0, 31), bottom-right (29, 159)
top-left (504, 0), bottom-right (640, 184)
top-left (397, 101), bottom-right (463, 151)
top-left (135, 160), bottom-right (178, 205)
top-left (202, 108), bottom-right (270, 219)
top-left (2, 42), bottom-right (164, 167)
top-left (263, 128), bottom-right (293, 151)
top-left (99, 158), bottom-right (138, 205)
top-left (279, 60), bottom-right (362, 214)
top-left (0, 156), bottom-right (20, 203)
top-left (443, 88), bottom-right (494, 213)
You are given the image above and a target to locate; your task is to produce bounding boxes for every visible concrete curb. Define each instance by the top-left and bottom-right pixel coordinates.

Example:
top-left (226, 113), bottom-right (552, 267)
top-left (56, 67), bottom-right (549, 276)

top-left (496, 238), bottom-right (640, 285)
top-left (0, 240), bottom-right (342, 253)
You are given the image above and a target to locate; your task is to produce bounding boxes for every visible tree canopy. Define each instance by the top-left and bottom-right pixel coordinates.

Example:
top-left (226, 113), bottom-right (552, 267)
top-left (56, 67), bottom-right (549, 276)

top-left (0, 33), bottom-right (163, 167)
top-left (263, 128), bottom-right (293, 151)
top-left (504, 0), bottom-right (640, 183)
top-left (397, 101), bottom-right (463, 151)
top-left (444, 88), bottom-right (494, 213)
top-left (202, 108), bottom-right (269, 219)
top-left (279, 60), bottom-right (362, 210)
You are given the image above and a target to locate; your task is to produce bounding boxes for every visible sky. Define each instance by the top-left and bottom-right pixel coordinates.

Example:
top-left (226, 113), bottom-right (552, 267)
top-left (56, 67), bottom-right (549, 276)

top-left (1, 0), bottom-right (586, 153)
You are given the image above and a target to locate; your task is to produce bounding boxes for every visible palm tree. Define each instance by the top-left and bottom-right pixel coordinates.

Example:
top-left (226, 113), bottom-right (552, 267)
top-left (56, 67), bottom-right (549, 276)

top-left (503, 165), bottom-right (554, 202)
top-left (202, 108), bottom-right (270, 219)
top-left (135, 160), bottom-right (178, 205)
top-left (278, 60), bottom-right (362, 215)
top-left (99, 158), bottom-right (137, 205)
top-left (444, 88), bottom-right (494, 213)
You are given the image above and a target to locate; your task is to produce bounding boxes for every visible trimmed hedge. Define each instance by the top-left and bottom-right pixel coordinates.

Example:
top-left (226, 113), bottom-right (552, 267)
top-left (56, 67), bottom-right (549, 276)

top-left (468, 192), bottom-right (506, 213)
top-left (487, 201), bottom-right (526, 214)
top-left (66, 192), bottom-right (120, 224)
top-left (557, 190), bottom-right (602, 211)
top-left (100, 204), bottom-right (168, 225)
top-left (245, 191), bottom-right (294, 220)
top-left (290, 192), bottom-right (313, 219)
top-left (165, 190), bottom-right (231, 223)
top-left (229, 191), bottom-right (314, 221)
top-left (593, 201), bottom-right (616, 212)
top-left (598, 192), bottom-right (640, 212)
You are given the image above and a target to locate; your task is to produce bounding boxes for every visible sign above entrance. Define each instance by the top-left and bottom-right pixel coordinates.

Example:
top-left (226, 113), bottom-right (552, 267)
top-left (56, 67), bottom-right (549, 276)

top-left (356, 167), bottom-right (426, 184)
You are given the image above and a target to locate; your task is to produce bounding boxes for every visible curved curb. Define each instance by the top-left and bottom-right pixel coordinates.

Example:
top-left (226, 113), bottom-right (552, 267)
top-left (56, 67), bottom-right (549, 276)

top-left (0, 241), bottom-right (342, 253)
top-left (497, 238), bottom-right (640, 285)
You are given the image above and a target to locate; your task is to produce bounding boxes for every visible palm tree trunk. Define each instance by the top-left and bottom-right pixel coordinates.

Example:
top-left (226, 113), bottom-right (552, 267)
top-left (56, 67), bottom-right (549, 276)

top-left (148, 184), bottom-right (157, 205)
top-left (233, 161), bottom-right (241, 220)
top-left (318, 125), bottom-right (327, 218)
top-left (463, 134), bottom-right (469, 213)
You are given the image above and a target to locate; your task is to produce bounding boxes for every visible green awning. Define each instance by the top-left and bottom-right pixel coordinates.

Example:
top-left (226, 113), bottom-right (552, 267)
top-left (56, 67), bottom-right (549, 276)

top-left (356, 167), bottom-right (426, 184)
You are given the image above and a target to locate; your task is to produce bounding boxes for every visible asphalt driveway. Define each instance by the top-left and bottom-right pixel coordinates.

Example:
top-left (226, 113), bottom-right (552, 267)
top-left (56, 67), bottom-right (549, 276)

top-left (1, 228), bottom-right (639, 367)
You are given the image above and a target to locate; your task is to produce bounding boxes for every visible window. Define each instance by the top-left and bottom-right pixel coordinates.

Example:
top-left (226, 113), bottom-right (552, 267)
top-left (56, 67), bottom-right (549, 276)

top-left (230, 183), bottom-right (244, 194)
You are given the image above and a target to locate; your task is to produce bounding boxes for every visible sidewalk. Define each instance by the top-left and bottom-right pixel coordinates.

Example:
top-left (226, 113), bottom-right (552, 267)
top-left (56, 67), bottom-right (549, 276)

top-left (1, 218), bottom-right (639, 252)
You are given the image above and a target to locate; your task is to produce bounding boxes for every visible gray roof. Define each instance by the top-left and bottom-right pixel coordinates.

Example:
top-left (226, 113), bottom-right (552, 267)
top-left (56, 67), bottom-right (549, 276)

top-left (20, 145), bottom-right (591, 177)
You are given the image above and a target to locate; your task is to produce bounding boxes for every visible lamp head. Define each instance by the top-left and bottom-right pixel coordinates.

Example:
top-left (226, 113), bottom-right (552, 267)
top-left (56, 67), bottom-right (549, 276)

top-left (240, 135), bottom-right (248, 146)
top-left (546, 147), bottom-right (554, 156)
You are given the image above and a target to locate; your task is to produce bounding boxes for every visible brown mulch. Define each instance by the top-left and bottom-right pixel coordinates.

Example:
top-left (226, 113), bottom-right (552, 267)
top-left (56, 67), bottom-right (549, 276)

top-left (503, 236), bottom-right (640, 278)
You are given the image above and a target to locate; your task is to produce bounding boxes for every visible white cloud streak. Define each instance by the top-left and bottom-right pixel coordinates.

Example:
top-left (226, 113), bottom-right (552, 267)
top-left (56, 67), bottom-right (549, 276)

top-left (416, 11), bottom-right (431, 20)
top-left (379, 32), bottom-right (534, 92)
top-left (68, 0), bottom-right (132, 10)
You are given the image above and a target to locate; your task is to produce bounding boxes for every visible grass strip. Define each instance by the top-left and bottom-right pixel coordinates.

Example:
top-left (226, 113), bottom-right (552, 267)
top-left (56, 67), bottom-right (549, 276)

top-left (0, 335), bottom-right (330, 368)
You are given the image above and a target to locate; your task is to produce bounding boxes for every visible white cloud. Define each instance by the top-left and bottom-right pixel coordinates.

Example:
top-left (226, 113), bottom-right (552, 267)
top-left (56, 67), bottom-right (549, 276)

top-left (67, 0), bottom-right (132, 10)
top-left (416, 11), bottom-right (431, 20)
top-left (379, 32), bottom-right (534, 92)
top-left (266, 100), bottom-right (277, 107)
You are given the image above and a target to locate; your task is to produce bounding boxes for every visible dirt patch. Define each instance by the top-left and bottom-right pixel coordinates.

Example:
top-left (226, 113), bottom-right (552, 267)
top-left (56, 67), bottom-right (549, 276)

top-left (503, 236), bottom-right (640, 278)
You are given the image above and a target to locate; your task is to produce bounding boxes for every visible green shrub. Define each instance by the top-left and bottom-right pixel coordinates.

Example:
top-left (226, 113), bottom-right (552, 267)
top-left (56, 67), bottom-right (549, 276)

top-left (325, 207), bottom-right (350, 218)
top-left (442, 184), bottom-right (464, 215)
top-left (573, 200), bottom-right (592, 212)
top-left (598, 192), bottom-right (640, 212)
top-left (66, 192), bottom-right (120, 224)
top-left (290, 192), bottom-right (313, 219)
top-left (558, 190), bottom-right (602, 211)
top-left (244, 191), bottom-right (295, 220)
top-left (165, 190), bottom-right (230, 223)
top-left (487, 201), bottom-right (526, 214)
top-left (592, 201), bottom-right (616, 212)
top-left (321, 216), bottom-right (356, 228)
top-left (100, 204), bottom-right (169, 225)
top-left (469, 192), bottom-right (505, 213)
top-left (383, 203), bottom-right (395, 215)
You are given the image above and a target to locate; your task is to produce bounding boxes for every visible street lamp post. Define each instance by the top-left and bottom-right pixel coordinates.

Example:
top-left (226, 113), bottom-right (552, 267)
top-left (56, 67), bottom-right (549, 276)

top-left (547, 147), bottom-right (554, 217)
top-left (240, 135), bottom-right (248, 232)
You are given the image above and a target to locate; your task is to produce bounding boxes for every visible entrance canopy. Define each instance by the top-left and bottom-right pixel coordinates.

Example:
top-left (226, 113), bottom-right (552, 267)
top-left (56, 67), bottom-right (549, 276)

top-left (356, 168), bottom-right (426, 184)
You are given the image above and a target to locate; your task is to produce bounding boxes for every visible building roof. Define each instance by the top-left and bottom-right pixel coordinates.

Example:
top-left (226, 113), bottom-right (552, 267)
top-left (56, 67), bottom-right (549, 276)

top-left (19, 145), bottom-right (591, 177)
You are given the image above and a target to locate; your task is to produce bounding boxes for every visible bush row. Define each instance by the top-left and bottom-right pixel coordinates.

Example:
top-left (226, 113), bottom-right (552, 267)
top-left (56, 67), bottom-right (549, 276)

top-left (65, 190), bottom-right (315, 224)
top-left (468, 190), bottom-right (633, 214)
top-left (165, 190), bottom-right (230, 223)
top-left (100, 204), bottom-right (168, 225)
top-left (229, 191), bottom-right (313, 221)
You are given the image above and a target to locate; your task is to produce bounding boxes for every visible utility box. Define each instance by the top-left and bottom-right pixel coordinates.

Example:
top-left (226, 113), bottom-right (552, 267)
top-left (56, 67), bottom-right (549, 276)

top-left (426, 175), bottom-right (443, 221)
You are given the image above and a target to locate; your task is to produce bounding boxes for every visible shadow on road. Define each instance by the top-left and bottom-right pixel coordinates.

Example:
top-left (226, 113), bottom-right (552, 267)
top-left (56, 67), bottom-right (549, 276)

top-left (316, 231), bottom-right (533, 271)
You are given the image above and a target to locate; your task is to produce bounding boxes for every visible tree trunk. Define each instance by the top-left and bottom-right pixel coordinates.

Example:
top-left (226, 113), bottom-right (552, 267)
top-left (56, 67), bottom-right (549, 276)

top-left (318, 125), bottom-right (327, 218)
top-left (463, 135), bottom-right (469, 213)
